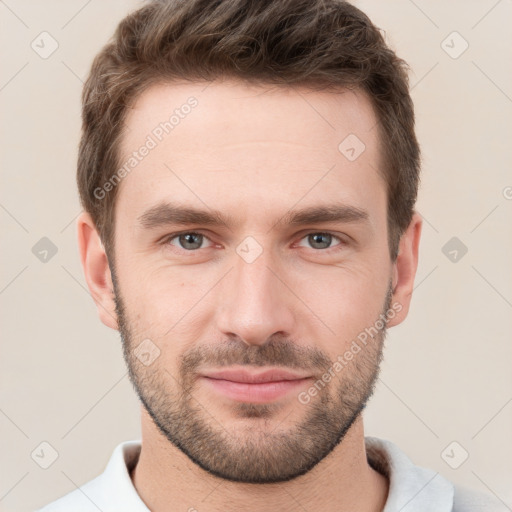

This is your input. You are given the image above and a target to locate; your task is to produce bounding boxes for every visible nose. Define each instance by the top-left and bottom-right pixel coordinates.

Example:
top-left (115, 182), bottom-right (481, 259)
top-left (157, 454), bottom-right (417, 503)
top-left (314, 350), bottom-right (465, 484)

top-left (215, 245), bottom-right (296, 347)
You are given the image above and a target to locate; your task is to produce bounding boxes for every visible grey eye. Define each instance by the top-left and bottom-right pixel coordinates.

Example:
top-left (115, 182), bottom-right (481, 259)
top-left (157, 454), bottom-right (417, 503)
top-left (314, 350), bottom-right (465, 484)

top-left (169, 233), bottom-right (210, 251)
top-left (298, 233), bottom-right (342, 250)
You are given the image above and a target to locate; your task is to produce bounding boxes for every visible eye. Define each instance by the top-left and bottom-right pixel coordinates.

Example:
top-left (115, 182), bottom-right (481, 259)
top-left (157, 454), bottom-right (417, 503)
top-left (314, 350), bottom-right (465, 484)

top-left (161, 231), bottom-right (346, 253)
top-left (164, 232), bottom-right (213, 251)
top-left (297, 232), bottom-right (344, 251)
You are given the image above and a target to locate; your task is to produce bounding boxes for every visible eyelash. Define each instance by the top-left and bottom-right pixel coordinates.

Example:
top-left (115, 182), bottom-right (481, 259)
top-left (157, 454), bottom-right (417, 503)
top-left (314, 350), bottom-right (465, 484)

top-left (160, 231), bottom-right (346, 253)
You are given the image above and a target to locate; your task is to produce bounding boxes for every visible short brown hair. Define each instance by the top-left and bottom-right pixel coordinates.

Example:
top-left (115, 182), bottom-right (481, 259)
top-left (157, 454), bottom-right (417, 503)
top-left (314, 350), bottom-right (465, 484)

top-left (78, 0), bottom-right (420, 263)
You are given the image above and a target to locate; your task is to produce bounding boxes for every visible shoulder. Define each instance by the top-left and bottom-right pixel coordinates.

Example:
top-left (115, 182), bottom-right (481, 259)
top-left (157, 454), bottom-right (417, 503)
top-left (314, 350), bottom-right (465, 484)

top-left (365, 436), bottom-right (508, 512)
top-left (35, 440), bottom-right (144, 512)
top-left (452, 483), bottom-right (509, 512)
top-left (35, 476), bottom-right (103, 512)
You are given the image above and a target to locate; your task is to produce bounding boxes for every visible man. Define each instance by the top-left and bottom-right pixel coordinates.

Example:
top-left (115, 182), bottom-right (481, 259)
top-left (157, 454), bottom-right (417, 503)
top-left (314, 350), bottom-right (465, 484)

top-left (37, 0), bottom-right (505, 510)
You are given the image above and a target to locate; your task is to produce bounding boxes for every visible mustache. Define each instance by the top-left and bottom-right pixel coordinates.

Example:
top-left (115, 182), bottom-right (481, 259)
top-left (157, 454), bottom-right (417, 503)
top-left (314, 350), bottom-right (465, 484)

top-left (179, 336), bottom-right (333, 375)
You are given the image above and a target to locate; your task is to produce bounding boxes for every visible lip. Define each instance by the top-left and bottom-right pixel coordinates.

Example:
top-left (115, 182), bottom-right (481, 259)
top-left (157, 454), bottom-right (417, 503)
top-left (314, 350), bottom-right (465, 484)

top-left (200, 367), bottom-right (313, 403)
top-left (202, 368), bottom-right (311, 383)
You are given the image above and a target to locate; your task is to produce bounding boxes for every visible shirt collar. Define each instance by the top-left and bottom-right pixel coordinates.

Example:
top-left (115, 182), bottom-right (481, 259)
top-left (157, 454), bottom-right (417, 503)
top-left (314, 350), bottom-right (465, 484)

top-left (365, 436), bottom-right (454, 511)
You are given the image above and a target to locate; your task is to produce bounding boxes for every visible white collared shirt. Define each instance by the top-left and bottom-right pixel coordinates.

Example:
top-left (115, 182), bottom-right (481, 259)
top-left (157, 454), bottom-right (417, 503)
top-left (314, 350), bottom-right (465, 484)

top-left (36, 436), bottom-right (507, 511)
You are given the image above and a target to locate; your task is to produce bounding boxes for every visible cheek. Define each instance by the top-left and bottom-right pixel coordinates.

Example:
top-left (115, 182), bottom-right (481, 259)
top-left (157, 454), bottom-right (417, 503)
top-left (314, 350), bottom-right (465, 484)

top-left (120, 268), bottom-right (210, 352)
top-left (298, 263), bottom-right (390, 348)
top-left (115, 226), bottom-right (391, 352)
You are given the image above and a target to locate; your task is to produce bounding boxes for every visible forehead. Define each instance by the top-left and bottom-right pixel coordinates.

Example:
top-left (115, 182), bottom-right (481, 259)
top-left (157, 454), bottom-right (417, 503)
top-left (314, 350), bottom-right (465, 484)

top-left (115, 79), bottom-right (384, 227)
top-left (121, 79), bottom-right (379, 154)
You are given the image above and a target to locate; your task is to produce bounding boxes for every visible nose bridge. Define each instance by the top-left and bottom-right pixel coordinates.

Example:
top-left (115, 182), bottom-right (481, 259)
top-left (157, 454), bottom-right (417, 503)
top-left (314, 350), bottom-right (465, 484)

top-left (215, 241), bottom-right (295, 346)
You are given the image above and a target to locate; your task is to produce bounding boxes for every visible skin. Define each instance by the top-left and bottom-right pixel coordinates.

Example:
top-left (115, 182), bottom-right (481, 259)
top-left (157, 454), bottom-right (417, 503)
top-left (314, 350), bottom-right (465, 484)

top-left (77, 79), bottom-right (422, 512)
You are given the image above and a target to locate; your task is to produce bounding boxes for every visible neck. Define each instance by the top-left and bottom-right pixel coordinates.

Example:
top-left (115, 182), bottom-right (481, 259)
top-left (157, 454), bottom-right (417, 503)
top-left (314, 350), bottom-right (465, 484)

top-left (131, 408), bottom-right (389, 512)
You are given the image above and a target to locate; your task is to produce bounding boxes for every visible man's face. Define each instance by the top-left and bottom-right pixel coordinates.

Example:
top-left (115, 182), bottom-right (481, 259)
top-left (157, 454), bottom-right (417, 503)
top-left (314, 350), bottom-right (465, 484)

top-left (111, 80), bottom-right (395, 483)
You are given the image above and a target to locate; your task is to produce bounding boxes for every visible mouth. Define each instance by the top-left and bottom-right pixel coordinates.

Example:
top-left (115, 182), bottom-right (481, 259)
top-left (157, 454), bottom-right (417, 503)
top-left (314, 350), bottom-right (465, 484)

top-left (200, 367), bottom-right (313, 403)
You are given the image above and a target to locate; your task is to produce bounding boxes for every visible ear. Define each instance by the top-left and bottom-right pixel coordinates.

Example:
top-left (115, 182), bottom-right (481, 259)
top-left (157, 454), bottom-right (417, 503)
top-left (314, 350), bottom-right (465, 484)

top-left (387, 211), bottom-right (422, 327)
top-left (76, 211), bottom-right (118, 330)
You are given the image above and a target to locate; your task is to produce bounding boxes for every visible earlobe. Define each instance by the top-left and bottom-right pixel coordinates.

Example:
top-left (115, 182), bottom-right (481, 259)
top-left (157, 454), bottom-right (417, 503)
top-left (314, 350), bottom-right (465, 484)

top-left (387, 212), bottom-right (423, 328)
top-left (76, 212), bottom-right (119, 330)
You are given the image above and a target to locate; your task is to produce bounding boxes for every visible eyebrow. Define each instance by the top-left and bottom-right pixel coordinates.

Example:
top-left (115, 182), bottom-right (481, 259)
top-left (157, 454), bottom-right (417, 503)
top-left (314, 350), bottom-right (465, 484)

top-left (137, 201), bottom-right (369, 231)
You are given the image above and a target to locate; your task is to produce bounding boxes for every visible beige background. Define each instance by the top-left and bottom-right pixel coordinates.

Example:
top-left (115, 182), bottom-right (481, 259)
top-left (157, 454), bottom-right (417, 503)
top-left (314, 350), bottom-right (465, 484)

top-left (1, 1), bottom-right (511, 510)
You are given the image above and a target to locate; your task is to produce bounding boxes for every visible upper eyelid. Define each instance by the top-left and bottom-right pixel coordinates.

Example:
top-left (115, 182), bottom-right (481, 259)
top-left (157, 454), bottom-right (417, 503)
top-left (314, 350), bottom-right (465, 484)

top-left (162, 230), bottom-right (212, 243)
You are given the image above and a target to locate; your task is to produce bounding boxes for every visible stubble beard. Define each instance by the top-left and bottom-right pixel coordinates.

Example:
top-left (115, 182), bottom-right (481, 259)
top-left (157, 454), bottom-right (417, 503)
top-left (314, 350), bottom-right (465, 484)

top-left (113, 274), bottom-right (391, 483)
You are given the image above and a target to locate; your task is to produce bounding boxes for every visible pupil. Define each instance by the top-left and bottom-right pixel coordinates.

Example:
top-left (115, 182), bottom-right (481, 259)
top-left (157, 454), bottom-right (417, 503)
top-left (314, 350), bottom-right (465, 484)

top-left (311, 233), bottom-right (329, 248)
top-left (182, 233), bottom-right (200, 249)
